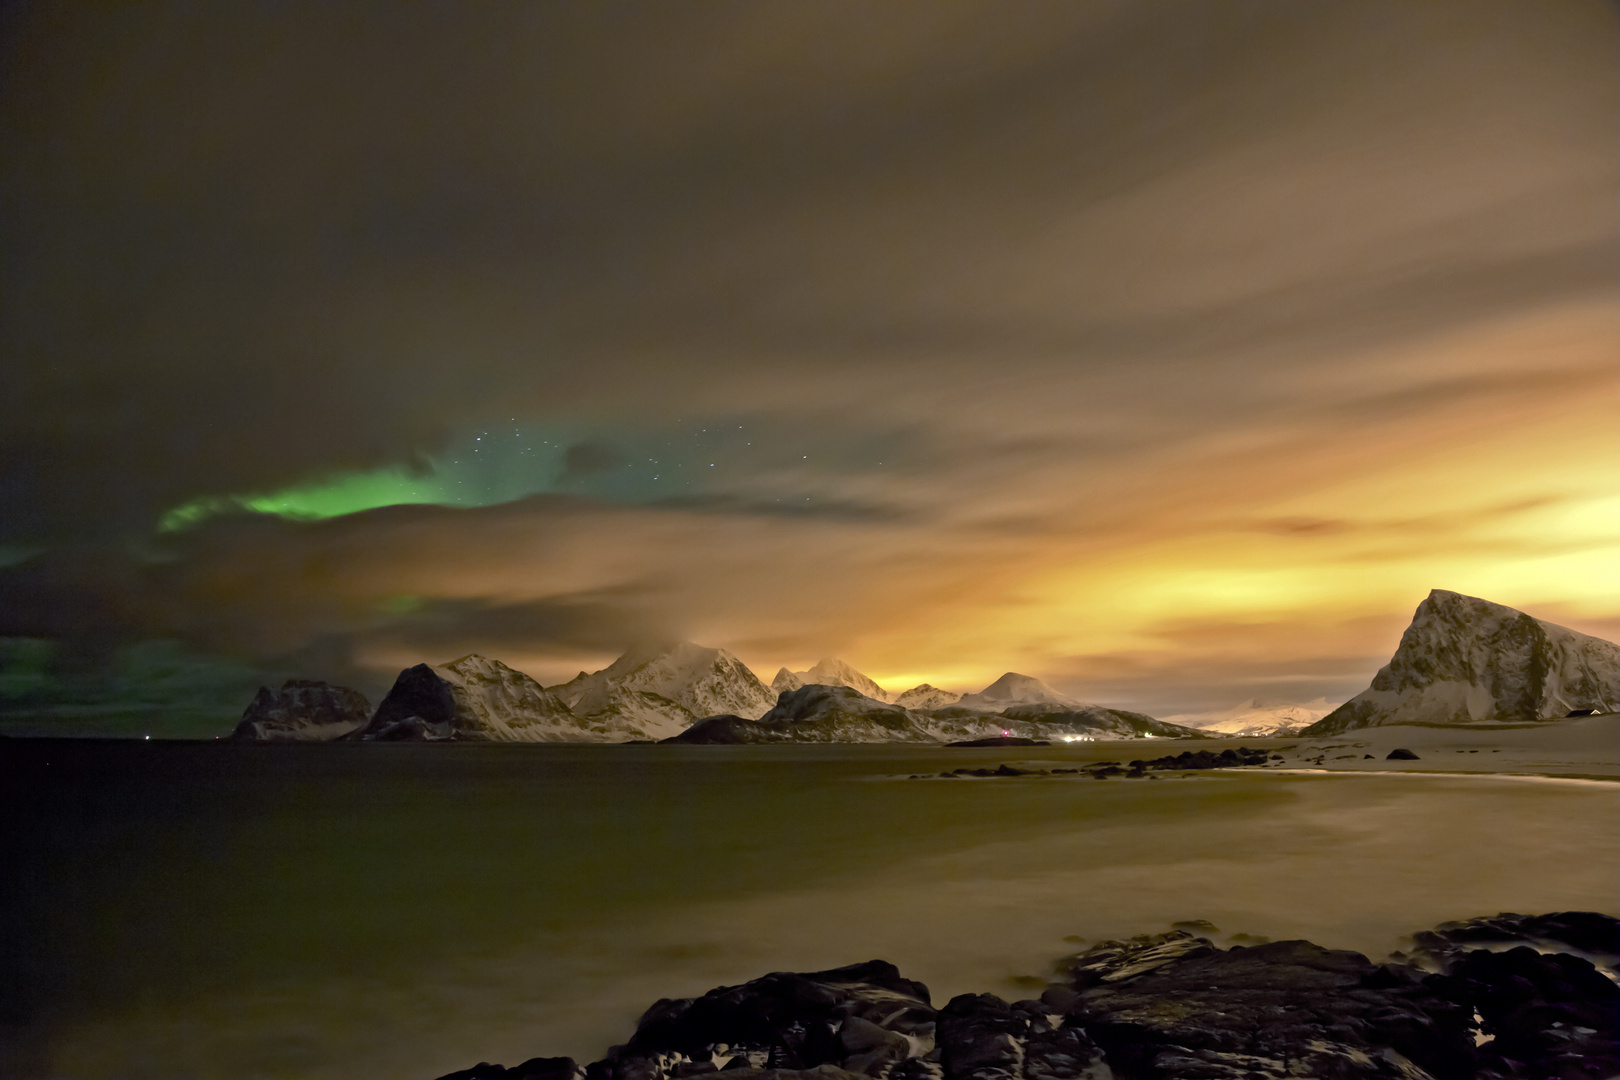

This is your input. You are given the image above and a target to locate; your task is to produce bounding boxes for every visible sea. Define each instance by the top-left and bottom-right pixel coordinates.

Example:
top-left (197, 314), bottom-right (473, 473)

top-left (3, 737), bottom-right (1617, 1080)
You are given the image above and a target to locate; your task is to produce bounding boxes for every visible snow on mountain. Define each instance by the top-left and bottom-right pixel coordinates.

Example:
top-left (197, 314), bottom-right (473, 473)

top-left (436, 654), bottom-right (618, 741)
top-left (1303, 590), bottom-right (1620, 735)
top-left (231, 680), bottom-right (371, 741)
top-left (956, 672), bottom-right (1079, 711)
top-left (916, 702), bottom-right (1206, 742)
top-left (350, 655), bottom-right (629, 741)
top-left (669, 684), bottom-right (933, 744)
top-left (1163, 697), bottom-right (1335, 737)
top-left (564, 641), bottom-right (776, 738)
top-left (892, 683), bottom-right (963, 709)
top-left (773, 658), bottom-right (892, 702)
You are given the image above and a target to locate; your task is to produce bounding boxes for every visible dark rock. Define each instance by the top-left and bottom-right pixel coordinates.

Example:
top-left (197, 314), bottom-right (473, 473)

top-left (936, 993), bottom-right (1101, 1080)
top-left (434, 913), bottom-right (1620, 1080)
top-left (663, 715), bottom-right (762, 744)
top-left (1134, 746), bottom-right (1271, 771)
top-left (594, 960), bottom-right (933, 1079)
top-left (350, 664), bottom-right (460, 741)
top-left (1063, 938), bottom-right (1475, 1079)
top-left (1170, 920), bottom-right (1219, 933)
top-left (666, 686), bottom-right (932, 744)
top-left (1410, 911), bottom-right (1620, 971)
top-left (1386, 748), bottom-right (1420, 760)
top-left (435, 1063), bottom-right (509, 1080)
top-left (230, 679), bottom-right (371, 741)
top-left (1445, 946), bottom-right (1619, 1080)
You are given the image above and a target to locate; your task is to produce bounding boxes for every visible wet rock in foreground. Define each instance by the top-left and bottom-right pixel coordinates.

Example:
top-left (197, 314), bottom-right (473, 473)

top-left (433, 912), bottom-right (1619, 1080)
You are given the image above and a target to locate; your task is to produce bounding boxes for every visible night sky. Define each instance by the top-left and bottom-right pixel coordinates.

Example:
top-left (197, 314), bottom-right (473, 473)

top-left (2, 2), bottom-right (1616, 731)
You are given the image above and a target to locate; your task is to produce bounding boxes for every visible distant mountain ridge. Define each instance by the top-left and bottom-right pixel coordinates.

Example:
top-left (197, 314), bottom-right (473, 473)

top-left (1164, 698), bottom-right (1334, 737)
top-left (1303, 590), bottom-right (1620, 735)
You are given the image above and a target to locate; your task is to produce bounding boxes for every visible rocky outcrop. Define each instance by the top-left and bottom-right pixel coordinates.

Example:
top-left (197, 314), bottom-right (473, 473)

top-left (1304, 590), bottom-right (1620, 734)
top-left (434, 912), bottom-right (1619, 1080)
top-left (347, 655), bottom-right (605, 742)
top-left (560, 642), bottom-right (777, 740)
top-left (892, 684), bottom-right (962, 709)
top-left (230, 680), bottom-right (371, 741)
top-left (668, 685), bottom-right (934, 744)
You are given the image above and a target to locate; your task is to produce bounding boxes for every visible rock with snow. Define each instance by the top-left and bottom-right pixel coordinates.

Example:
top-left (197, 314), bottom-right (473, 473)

top-left (1162, 697), bottom-right (1335, 737)
top-left (669, 684), bottom-right (935, 744)
top-left (435, 655), bottom-right (618, 741)
top-left (1303, 589), bottom-right (1620, 735)
top-left (230, 680), bottom-right (371, 741)
top-left (955, 672), bottom-right (1079, 711)
top-left (775, 657), bottom-right (893, 702)
top-left (892, 683), bottom-right (962, 709)
top-left (559, 642), bottom-right (777, 741)
top-left (349, 655), bottom-right (625, 742)
top-left (770, 666), bottom-right (805, 696)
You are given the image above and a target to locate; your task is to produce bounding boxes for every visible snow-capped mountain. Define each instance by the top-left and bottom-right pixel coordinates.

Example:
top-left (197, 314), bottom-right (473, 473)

top-left (231, 679), bottom-right (371, 741)
top-left (349, 655), bottom-right (624, 741)
top-left (559, 641), bottom-right (776, 739)
top-left (1163, 698), bottom-right (1335, 737)
top-left (772, 658), bottom-right (892, 702)
top-left (436, 654), bottom-right (613, 741)
top-left (671, 684), bottom-right (937, 743)
top-left (770, 667), bottom-right (804, 696)
top-left (1303, 590), bottom-right (1620, 734)
top-left (956, 672), bottom-right (1079, 711)
top-left (892, 683), bottom-right (963, 709)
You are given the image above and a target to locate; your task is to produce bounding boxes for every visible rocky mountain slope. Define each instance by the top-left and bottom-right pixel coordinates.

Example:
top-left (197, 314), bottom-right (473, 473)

top-left (1304, 590), bottom-right (1620, 734)
top-left (1164, 697), bottom-right (1334, 737)
top-left (230, 679), bottom-right (371, 741)
top-left (892, 683), bottom-right (962, 709)
top-left (671, 683), bottom-right (1206, 745)
top-left (669, 684), bottom-right (935, 743)
top-left (955, 672), bottom-right (1078, 711)
top-left (771, 657), bottom-right (893, 702)
top-left (555, 641), bottom-right (777, 740)
top-left (348, 656), bottom-right (611, 741)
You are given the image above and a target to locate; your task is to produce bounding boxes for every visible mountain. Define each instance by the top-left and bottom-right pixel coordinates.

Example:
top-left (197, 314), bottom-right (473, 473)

top-left (1302, 590), bottom-right (1620, 735)
top-left (917, 702), bottom-right (1207, 742)
top-left (349, 655), bottom-right (616, 741)
top-left (772, 657), bottom-right (892, 702)
top-left (956, 672), bottom-right (1079, 711)
top-left (559, 641), bottom-right (776, 740)
top-left (230, 680), bottom-right (371, 741)
top-left (892, 683), bottom-right (963, 709)
top-left (1164, 697), bottom-right (1335, 737)
top-left (770, 667), bottom-right (804, 695)
top-left (668, 684), bottom-right (934, 744)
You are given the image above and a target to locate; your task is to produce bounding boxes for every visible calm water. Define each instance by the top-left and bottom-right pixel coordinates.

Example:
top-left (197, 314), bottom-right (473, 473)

top-left (4, 738), bottom-right (1617, 1080)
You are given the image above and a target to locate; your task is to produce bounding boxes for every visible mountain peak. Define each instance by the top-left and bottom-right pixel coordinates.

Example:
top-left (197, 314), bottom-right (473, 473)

top-left (801, 657), bottom-right (890, 702)
top-left (1304, 590), bottom-right (1620, 733)
top-left (957, 672), bottom-right (1078, 710)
